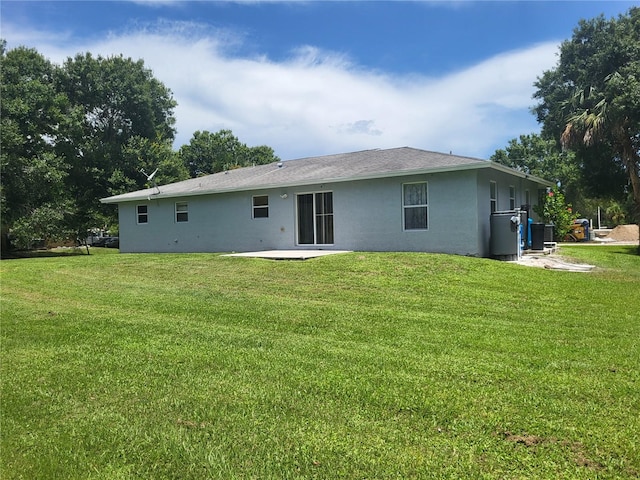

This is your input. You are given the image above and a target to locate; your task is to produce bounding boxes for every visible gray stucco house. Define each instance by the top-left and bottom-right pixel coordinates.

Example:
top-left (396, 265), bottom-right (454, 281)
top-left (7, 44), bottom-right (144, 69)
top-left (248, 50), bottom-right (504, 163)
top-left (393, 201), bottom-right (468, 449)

top-left (101, 147), bottom-right (552, 256)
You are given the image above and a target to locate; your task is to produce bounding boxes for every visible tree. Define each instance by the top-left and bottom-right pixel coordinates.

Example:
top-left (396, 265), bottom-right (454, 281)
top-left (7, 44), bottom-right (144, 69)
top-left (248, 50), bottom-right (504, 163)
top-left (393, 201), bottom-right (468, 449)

top-left (1, 44), bottom-right (283, 251)
top-left (179, 129), bottom-right (279, 177)
top-left (0, 42), bottom-right (71, 251)
top-left (54, 53), bottom-right (178, 241)
top-left (243, 144), bottom-right (281, 168)
top-left (120, 136), bottom-right (189, 193)
top-left (1, 45), bottom-right (179, 250)
top-left (10, 201), bottom-right (75, 250)
top-left (490, 133), bottom-right (579, 187)
top-left (533, 8), bottom-right (640, 251)
top-left (490, 134), bottom-right (627, 220)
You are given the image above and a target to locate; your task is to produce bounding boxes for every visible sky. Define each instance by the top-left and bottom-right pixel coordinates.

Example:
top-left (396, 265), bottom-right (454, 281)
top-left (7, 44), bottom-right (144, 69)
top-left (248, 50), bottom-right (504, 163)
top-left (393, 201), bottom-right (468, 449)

top-left (1, 0), bottom-right (636, 161)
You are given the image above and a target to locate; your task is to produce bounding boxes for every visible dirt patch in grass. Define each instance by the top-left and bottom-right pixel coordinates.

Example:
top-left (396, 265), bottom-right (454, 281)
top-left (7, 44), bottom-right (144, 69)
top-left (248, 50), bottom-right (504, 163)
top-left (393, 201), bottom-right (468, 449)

top-left (571, 449), bottom-right (602, 470)
top-left (500, 431), bottom-right (603, 471)
top-left (503, 431), bottom-right (545, 447)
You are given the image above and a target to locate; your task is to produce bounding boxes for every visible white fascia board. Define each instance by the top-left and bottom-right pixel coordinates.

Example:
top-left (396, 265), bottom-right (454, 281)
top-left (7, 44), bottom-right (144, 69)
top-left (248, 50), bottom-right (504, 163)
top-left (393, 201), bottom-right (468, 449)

top-left (101, 190), bottom-right (158, 204)
top-left (487, 162), bottom-right (554, 186)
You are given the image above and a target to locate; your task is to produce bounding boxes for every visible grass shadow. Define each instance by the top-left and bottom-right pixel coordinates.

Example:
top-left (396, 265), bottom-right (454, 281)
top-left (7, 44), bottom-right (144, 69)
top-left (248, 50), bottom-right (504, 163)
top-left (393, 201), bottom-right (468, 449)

top-left (615, 245), bottom-right (640, 256)
top-left (1, 248), bottom-right (90, 260)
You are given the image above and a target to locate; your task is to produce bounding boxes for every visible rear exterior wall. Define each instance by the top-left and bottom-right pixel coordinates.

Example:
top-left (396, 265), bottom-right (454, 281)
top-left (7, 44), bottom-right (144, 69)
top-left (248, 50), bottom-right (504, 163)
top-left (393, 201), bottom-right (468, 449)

top-left (116, 170), bottom-right (483, 255)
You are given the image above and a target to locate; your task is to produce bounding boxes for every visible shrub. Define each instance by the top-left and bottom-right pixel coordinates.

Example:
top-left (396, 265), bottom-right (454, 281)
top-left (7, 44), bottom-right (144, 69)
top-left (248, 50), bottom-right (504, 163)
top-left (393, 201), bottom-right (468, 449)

top-left (534, 188), bottom-right (578, 241)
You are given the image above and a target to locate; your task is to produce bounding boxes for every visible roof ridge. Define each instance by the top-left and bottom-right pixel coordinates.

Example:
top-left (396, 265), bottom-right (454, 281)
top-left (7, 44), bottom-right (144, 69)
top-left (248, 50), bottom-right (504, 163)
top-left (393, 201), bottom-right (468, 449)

top-left (284, 147), bottom-right (382, 162)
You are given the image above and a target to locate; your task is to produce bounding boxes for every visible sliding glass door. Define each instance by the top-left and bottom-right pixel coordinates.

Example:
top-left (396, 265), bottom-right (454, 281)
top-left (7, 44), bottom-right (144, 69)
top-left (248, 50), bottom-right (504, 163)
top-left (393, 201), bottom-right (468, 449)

top-left (297, 192), bottom-right (334, 245)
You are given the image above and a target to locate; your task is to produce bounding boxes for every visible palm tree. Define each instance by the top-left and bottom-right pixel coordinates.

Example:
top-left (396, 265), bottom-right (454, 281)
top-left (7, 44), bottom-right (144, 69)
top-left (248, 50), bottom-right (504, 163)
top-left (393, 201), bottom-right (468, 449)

top-left (560, 77), bottom-right (640, 250)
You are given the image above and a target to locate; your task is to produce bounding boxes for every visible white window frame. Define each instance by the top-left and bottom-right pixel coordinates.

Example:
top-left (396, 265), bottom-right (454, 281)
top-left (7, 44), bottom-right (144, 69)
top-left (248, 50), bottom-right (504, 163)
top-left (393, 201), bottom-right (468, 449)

top-left (136, 204), bottom-right (148, 224)
top-left (402, 182), bottom-right (429, 231)
top-left (509, 185), bottom-right (516, 210)
top-left (490, 181), bottom-right (498, 213)
top-left (252, 195), bottom-right (269, 219)
top-left (175, 202), bottom-right (189, 223)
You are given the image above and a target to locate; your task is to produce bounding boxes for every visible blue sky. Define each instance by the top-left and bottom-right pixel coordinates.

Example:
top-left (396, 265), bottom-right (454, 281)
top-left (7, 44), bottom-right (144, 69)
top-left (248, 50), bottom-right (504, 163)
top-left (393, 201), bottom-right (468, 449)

top-left (2, 1), bottom-right (636, 160)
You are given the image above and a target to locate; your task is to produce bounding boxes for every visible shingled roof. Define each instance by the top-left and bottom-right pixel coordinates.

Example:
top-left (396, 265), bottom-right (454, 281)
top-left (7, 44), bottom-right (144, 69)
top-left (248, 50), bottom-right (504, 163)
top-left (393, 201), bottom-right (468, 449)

top-left (101, 147), bottom-right (547, 204)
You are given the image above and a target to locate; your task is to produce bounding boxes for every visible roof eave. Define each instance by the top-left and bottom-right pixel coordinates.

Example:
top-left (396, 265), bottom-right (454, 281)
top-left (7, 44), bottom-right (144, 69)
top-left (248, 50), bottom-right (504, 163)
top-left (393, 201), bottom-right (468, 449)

top-left (101, 161), bottom-right (553, 205)
top-left (100, 162), bottom-right (489, 204)
top-left (488, 162), bottom-right (554, 186)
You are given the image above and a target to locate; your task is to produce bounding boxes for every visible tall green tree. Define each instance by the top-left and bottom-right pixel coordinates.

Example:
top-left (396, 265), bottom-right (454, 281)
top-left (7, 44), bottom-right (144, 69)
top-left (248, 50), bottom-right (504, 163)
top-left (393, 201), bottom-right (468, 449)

top-left (179, 129), bottom-right (279, 178)
top-left (0, 42), bottom-right (71, 249)
top-left (2, 44), bottom-right (282, 250)
top-left (54, 53), bottom-right (178, 239)
top-left (533, 7), bottom-right (640, 249)
top-left (1, 44), bottom-right (179, 249)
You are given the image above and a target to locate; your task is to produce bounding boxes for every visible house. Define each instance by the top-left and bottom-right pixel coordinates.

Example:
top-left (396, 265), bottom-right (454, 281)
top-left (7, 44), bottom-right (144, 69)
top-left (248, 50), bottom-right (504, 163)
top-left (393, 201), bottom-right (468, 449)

top-left (100, 147), bottom-right (552, 256)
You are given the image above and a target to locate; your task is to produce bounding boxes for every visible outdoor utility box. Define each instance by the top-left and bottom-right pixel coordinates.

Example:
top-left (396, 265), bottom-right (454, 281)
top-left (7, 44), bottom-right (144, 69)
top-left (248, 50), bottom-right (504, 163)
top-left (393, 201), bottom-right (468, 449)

top-left (490, 210), bottom-right (521, 261)
top-left (531, 223), bottom-right (545, 250)
top-left (544, 224), bottom-right (555, 242)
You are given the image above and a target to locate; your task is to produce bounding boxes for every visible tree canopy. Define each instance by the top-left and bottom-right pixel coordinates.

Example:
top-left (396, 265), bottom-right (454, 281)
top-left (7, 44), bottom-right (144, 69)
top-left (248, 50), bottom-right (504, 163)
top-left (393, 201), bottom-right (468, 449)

top-left (56, 53), bottom-right (180, 243)
top-left (0, 42), bottom-right (71, 248)
top-left (1, 42), bottom-right (279, 251)
top-left (179, 129), bottom-right (279, 178)
top-left (491, 133), bottom-right (578, 187)
top-left (532, 7), bottom-right (640, 239)
top-left (1, 45), bottom-right (182, 249)
top-left (490, 133), bottom-right (631, 222)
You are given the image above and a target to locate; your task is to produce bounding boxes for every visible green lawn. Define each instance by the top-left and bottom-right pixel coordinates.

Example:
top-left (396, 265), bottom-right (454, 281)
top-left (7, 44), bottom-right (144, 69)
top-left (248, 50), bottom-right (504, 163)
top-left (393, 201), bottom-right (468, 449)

top-left (1, 246), bottom-right (639, 479)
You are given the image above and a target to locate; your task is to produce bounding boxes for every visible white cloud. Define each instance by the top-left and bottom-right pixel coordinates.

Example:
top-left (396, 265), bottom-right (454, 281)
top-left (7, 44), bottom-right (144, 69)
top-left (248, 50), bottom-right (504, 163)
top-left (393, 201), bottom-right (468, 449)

top-left (3, 20), bottom-right (560, 160)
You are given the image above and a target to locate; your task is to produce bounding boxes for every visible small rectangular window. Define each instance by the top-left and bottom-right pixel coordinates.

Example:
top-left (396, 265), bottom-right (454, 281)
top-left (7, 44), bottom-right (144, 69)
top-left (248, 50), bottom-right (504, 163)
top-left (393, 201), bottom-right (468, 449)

top-left (403, 182), bottom-right (428, 230)
top-left (490, 181), bottom-right (498, 213)
top-left (525, 189), bottom-right (531, 207)
top-left (252, 195), bottom-right (269, 218)
top-left (137, 205), bottom-right (148, 224)
top-left (509, 186), bottom-right (516, 210)
top-left (175, 202), bottom-right (189, 222)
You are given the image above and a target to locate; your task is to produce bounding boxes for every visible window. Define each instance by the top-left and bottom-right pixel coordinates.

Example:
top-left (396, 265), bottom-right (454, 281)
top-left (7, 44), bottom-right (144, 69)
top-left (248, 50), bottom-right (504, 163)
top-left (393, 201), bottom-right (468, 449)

top-left (525, 189), bottom-right (531, 207)
top-left (137, 205), bottom-right (148, 224)
top-left (403, 182), bottom-right (428, 230)
top-left (509, 186), bottom-right (516, 210)
top-left (175, 202), bottom-right (189, 222)
top-left (252, 195), bottom-right (269, 218)
top-left (490, 181), bottom-right (498, 213)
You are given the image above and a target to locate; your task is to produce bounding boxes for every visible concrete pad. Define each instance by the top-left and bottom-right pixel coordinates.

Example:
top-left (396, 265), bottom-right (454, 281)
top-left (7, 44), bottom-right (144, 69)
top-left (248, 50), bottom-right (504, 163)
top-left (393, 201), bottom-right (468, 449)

top-left (222, 250), bottom-right (352, 260)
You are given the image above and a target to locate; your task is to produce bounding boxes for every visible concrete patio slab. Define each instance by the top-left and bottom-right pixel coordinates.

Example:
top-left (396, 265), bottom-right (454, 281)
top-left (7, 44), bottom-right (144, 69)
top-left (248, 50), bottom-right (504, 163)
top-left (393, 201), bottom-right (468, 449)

top-left (222, 250), bottom-right (352, 260)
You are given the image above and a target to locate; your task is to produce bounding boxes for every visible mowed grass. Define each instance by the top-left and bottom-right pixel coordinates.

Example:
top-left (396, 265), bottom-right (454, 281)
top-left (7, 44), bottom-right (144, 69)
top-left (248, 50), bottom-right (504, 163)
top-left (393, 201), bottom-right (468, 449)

top-left (1, 246), bottom-right (639, 479)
